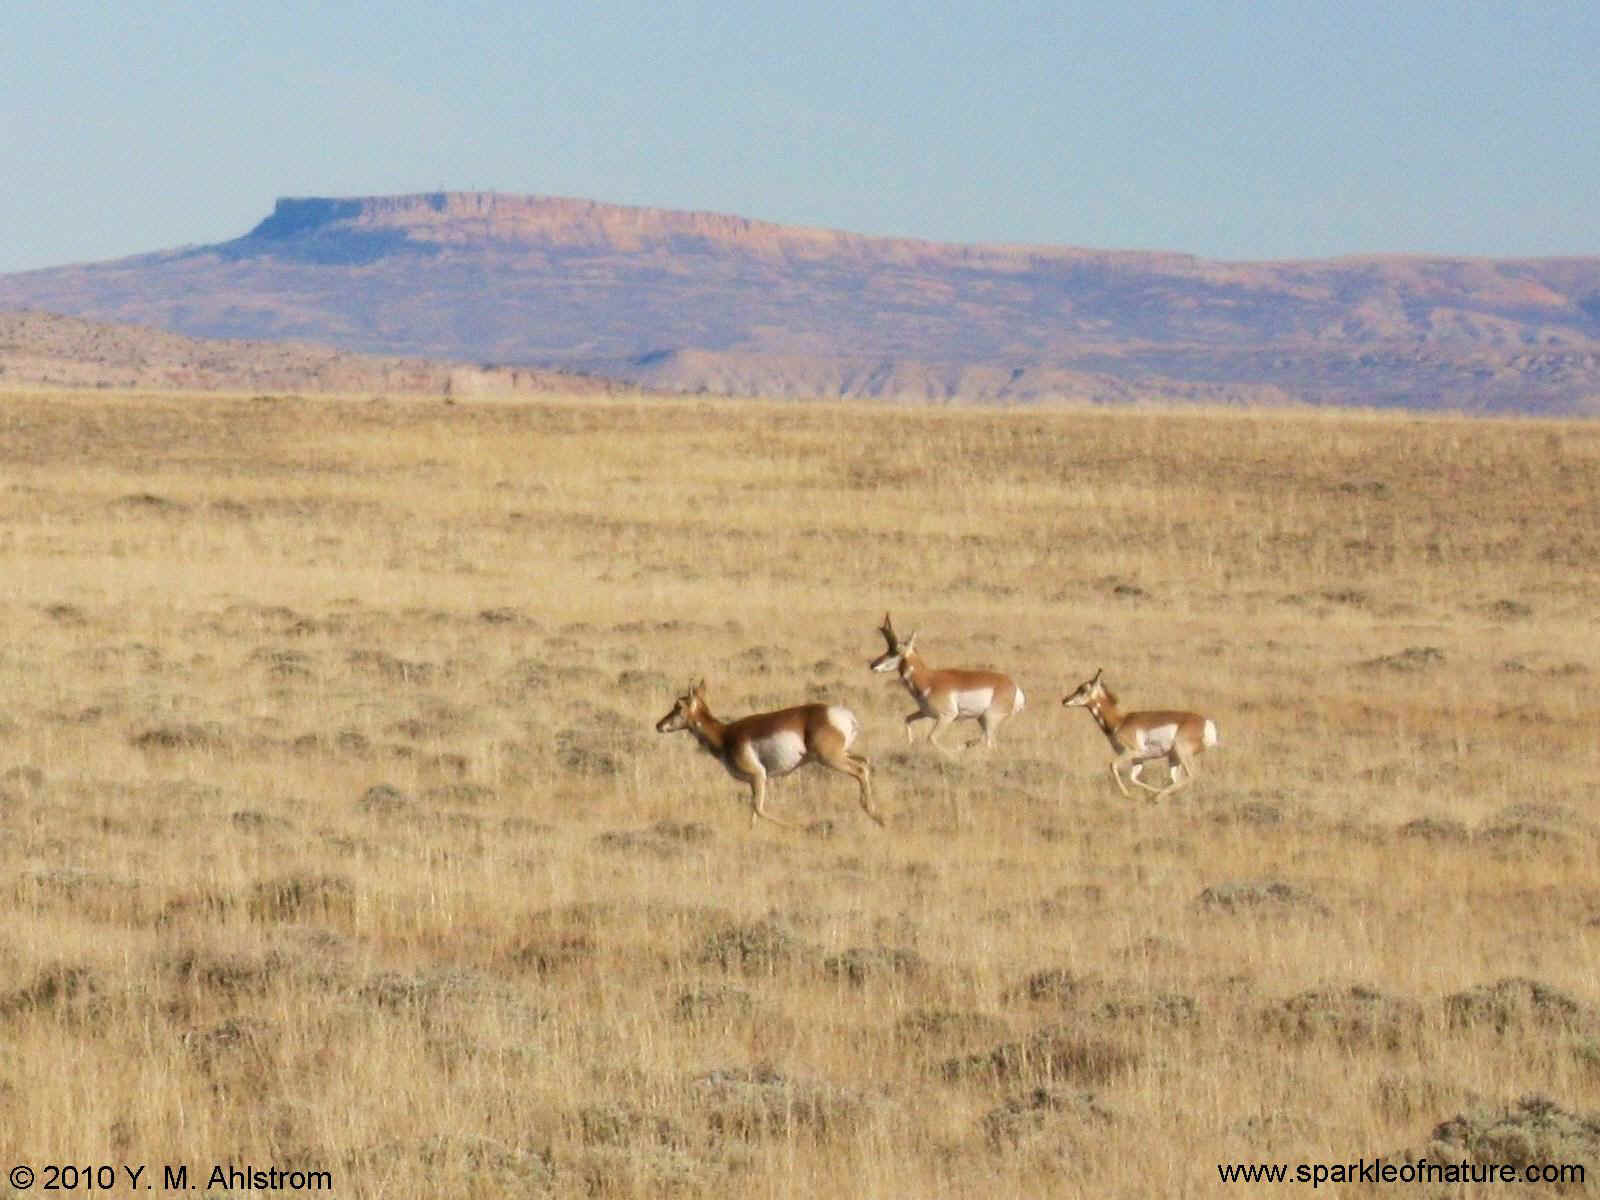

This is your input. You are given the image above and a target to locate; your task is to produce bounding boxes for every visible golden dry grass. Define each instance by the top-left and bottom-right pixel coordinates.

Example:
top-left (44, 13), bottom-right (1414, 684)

top-left (2, 387), bottom-right (1599, 1197)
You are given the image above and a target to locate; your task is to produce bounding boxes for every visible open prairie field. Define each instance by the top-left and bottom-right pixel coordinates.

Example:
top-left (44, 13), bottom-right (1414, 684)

top-left (2, 387), bottom-right (1599, 1197)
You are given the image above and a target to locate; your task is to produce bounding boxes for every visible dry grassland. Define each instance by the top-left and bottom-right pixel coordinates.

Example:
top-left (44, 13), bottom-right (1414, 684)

top-left (2, 387), bottom-right (1599, 1197)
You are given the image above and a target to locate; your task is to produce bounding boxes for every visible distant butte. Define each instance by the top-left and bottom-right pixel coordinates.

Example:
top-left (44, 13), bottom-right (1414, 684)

top-left (2, 191), bottom-right (1598, 412)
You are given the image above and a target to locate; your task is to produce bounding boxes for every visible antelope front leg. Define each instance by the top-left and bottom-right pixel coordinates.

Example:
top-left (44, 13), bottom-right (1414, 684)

top-left (904, 712), bottom-right (931, 744)
top-left (1107, 758), bottom-right (1134, 798)
top-left (1125, 751), bottom-right (1170, 795)
top-left (747, 771), bottom-right (800, 830)
top-left (925, 713), bottom-right (960, 755)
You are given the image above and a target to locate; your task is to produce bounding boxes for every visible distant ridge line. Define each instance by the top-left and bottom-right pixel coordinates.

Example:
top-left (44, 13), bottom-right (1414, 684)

top-left (239, 191), bottom-right (1197, 269)
top-left (2, 191), bottom-right (1599, 413)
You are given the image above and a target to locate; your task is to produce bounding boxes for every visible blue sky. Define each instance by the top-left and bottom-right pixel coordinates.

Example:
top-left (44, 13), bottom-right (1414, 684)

top-left (2, 1), bottom-right (1595, 273)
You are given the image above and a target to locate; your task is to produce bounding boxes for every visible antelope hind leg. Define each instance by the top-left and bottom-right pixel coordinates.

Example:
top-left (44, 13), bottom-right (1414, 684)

top-left (1154, 747), bottom-right (1199, 798)
top-left (844, 752), bottom-right (885, 827)
top-left (974, 710), bottom-right (1002, 750)
top-left (815, 734), bottom-right (885, 828)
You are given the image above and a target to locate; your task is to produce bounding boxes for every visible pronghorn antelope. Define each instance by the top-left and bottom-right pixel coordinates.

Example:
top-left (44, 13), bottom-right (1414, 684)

top-left (869, 613), bottom-right (1025, 752)
top-left (1061, 668), bottom-right (1219, 799)
top-left (655, 680), bottom-right (883, 830)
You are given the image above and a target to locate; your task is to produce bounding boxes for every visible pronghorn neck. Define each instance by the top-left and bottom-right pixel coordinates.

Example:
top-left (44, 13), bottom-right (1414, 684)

top-left (1085, 693), bottom-right (1129, 751)
top-left (685, 707), bottom-right (729, 759)
top-left (897, 649), bottom-right (933, 695)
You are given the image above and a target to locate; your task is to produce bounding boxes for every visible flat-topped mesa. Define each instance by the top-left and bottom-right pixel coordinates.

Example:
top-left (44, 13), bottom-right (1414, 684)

top-left (238, 192), bottom-right (1156, 268)
top-left (243, 192), bottom-right (849, 255)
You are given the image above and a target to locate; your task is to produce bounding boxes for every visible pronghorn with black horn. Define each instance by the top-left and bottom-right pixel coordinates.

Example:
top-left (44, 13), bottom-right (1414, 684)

top-left (869, 613), bottom-right (1025, 752)
top-left (1061, 668), bottom-right (1219, 798)
top-left (655, 680), bottom-right (883, 830)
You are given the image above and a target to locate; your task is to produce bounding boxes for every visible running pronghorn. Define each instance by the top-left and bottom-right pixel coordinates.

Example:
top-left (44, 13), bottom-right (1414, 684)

top-left (869, 613), bottom-right (1025, 752)
top-left (1061, 668), bottom-right (1219, 799)
top-left (655, 680), bottom-right (884, 830)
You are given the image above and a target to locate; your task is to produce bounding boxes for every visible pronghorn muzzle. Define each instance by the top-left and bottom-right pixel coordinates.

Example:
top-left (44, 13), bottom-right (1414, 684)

top-left (656, 698), bottom-right (691, 732)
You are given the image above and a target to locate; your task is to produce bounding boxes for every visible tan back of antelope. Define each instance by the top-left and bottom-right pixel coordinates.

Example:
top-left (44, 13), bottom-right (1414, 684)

top-left (656, 680), bottom-right (883, 830)
top-left (869, 613), bottom-right (1025, 752)
top-left (1061, 668), bottom-right (1219, 798)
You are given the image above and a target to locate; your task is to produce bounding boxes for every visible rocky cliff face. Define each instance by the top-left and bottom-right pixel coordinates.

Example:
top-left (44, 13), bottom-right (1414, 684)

top-left (3, 192), bottom-right (1598, 411)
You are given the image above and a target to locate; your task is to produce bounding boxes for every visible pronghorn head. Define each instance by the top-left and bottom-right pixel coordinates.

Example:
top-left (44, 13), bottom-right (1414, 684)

top-left (869, 612), bottom-right (918, 673)
top-left (656, 679), bottom-right (709, 733)
top-left (1062, 668), bottom-right (1109, 709)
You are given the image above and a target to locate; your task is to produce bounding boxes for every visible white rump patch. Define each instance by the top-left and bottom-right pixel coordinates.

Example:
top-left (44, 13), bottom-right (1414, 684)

top-left (825, 705), bottom-right (860, 748)
top-left (755, 730), bottom-right (809, 776)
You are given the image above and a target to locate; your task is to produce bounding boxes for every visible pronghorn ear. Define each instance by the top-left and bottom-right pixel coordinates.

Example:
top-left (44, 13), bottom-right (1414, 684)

top-left (691, 678), bottom-right (707, 699)
top-left (905, 630), bottom-right (919, 651)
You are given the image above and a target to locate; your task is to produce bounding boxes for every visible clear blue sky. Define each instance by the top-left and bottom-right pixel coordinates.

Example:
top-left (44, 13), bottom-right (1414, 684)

top-left (2, 1), bottom-right (1595, 274)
